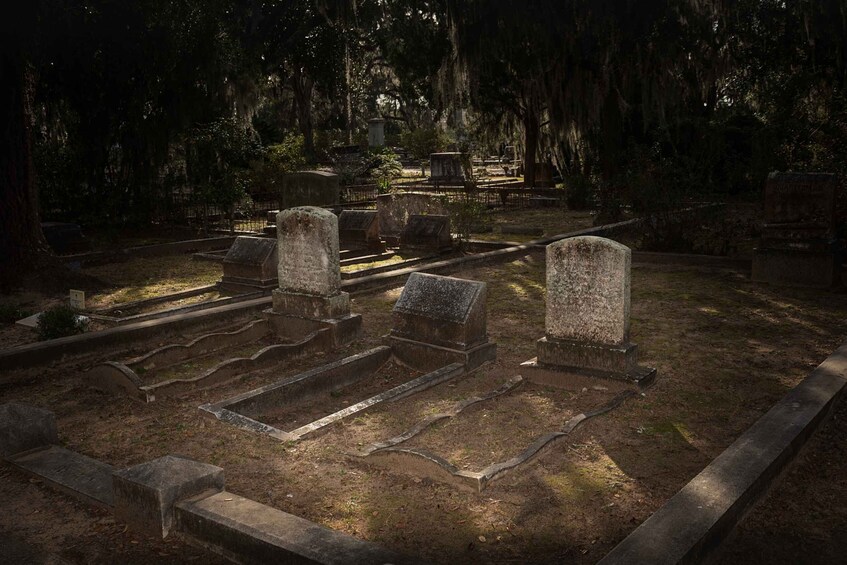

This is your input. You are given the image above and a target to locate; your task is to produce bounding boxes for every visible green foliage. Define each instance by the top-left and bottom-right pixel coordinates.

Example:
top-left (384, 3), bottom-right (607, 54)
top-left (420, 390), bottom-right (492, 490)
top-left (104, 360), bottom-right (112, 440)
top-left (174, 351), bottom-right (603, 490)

top-left (564, 175), bottom-right (595, 211)
top-left (446, 197), bottom-right (487, 247)
top-left (186, 118), bottom-right (262, 212)
top-left (369, 148), bottom-right (403, 193)
top-left (36, 305), bottom-right (88, 341)
top-left (401, 127), bottom-right (449, 161)
top-left (0, 304), bottom-right (30, 324)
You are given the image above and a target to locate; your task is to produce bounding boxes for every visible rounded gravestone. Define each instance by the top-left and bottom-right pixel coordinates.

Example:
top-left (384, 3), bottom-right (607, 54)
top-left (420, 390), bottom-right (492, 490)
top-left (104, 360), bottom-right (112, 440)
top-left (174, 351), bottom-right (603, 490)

top-left (276, 206), bottom-right (341, 297)
top-left (545, 236), bottom-right (631, 345)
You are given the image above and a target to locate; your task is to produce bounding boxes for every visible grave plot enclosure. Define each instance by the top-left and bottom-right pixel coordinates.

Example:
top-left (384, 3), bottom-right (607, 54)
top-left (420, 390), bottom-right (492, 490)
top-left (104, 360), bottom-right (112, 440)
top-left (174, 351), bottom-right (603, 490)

top-left (202, 273), bottom-right (496, 441)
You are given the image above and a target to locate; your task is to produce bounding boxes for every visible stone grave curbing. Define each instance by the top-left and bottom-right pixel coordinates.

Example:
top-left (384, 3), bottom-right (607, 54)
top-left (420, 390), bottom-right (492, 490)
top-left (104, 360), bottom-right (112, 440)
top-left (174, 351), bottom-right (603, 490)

top-left (112, 455), bottom-right (225, 539)
top-left (523, 236), bottom-right (655, 386)
top-left (267, 206), bottom-right (362, 347)
top-left (338, 209), bottom-right (385, 251)
top-left (399, 214), bottom-right (453, 254)
top-left (752, 172), bottom-right (841, 288)
top-left (387, 272), bottom-right (496, 372)
top-left (0, 402), bottom-right (58, 457)
top-left (219, 236), bottom-right (278, 292)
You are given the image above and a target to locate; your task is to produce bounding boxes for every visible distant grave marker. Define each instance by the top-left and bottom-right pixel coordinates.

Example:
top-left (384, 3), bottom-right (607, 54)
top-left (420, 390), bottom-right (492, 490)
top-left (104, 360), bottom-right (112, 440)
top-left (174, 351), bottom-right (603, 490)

top-left (399, 215), bottom-right (452, 253)
top-left (280, 171), bottom-right (340, 209)
top-left (753, 172), bottom-right (840, 287)
top-left (429, 152), bottom-right (465, 184)
top-left (220, 236), bottom-right (278, 292)
top-left (69, 290), bottom-right (86, 311)
top-left (338, 210), bottom-right (381, 249)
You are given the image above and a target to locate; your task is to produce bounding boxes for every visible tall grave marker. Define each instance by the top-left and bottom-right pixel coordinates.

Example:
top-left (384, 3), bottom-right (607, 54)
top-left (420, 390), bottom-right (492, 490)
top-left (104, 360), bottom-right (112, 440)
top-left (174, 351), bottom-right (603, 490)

top-left (524, 236), bottom-right (655, 386)
top-left (752, 172), bottom-right (840, 287)
top-left (268, 207), bottom-right (361, 346)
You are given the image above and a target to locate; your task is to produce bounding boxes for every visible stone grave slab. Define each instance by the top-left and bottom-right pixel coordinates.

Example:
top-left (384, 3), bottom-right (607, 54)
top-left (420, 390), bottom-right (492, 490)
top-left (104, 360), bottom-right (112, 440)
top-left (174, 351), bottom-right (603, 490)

top-left (531, 236), bottom-right (654, 384)
top-left (113, 455), bottom-right (225, 538)
top-left (220, 236), bottom-right (278, 292)
top-left (376, 192), bottom-right (447, 238)
top-left (753, 172), bottom-right (841, 287)
top-left (280, 171), bottom-right (340, 209)
top-left (399, 214), bottom-right (452, 253)
top-left (430, 152), bottom-right (465, 184)
top-left (388, 273), bottom-right (496, 372)
top-left (338, 209), bottom-right (382, 249)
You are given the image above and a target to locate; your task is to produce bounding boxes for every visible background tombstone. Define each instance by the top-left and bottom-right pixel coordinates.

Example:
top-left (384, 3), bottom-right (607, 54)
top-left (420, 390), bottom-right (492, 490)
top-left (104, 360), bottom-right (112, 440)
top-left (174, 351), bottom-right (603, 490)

top-left (388, 272), bottom-right (496, 371)
top-left (376, 192), bottom-right (448, 242)
top-left (752, 172), bottom-right (840, 288)
top-left (368, 118), bottom-right (386, 148)
top-left (270, 207), bottom-right (361, 345)
top-left (429, 152), bottom-right (466, 184)
top-left (399, 214), bottom-right (452, 254)
top-left (533, 236), bottom-right (654, 384)
top-left (280, 171), bottom-right (340, 209)
top-left (338, 210), bottom-right (383, 250)
top-left (220, 236), bottom-right (278, 292)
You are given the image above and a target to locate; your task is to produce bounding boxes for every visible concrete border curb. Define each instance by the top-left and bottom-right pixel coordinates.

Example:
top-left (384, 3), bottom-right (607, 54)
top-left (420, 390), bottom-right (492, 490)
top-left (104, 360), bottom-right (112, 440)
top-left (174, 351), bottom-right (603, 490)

top-left (599, 341), bottom-right (847, 565)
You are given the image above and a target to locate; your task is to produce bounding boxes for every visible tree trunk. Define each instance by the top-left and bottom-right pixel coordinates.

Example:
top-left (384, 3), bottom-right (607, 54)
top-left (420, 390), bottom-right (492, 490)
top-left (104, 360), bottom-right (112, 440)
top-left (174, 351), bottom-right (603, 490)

top-left (345, 40), bottom-right (353, 145)
top-left (0, 49), bottom-right (48, 290)
top-left (523, 112), bottom-right (539, 188)
top-left (291, 70), bottom-right (316, 163)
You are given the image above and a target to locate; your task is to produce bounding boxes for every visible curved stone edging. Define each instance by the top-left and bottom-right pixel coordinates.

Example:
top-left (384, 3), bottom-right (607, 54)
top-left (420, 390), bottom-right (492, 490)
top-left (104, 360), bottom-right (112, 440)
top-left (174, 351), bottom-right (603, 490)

top-left (141, 329), bottom-right (330, 400)
top-left (127, 319), bottom-right (270, 370)
top-left (355, 375), bottom-right (524, 456)
top-left (363, 389), bottom-right (638, 492)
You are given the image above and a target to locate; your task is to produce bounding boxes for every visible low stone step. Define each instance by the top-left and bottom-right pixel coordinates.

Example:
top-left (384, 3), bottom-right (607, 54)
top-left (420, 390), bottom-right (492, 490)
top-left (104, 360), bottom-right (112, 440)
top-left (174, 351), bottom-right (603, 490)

top-left (175, 491), bottom-right (414, 565)
top-left (6, 445), bottom-right (114, 508)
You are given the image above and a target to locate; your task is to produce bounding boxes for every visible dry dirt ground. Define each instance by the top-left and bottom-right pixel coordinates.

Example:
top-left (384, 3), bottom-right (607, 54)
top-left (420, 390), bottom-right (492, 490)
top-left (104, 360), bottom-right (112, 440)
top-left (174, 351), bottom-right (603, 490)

top-left (2, 248), bottom-right (847, 563)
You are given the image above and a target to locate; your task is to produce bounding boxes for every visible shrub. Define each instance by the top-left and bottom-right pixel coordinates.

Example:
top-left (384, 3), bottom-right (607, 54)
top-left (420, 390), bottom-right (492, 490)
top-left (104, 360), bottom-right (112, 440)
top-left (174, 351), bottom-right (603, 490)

top-left (0, 303), bottom-right (29, 324)
top-left (37, 305), bottom-right (88, 341)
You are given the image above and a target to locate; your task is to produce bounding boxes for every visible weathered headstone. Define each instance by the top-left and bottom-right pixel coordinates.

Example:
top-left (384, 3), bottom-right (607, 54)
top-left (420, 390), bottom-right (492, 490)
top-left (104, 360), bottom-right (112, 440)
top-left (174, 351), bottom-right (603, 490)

top-left (376, 192), bottom-right (448, 238)
top-left (69, 289), bottom-right (86, 310)
top-left (269, 207), bottom-right (361, 346)
top-left (280, 171), bottom-right (340, 209)
top-left (752, 172), bottom-right (840, 287)
top-left (220, 236), bottom-right (278, 292)
top-left (368, 118), bottom-right (386, 148)
top-left (534, 236), bottom-right (654, 383)
top-left (399, 214), bottom-right (452, 253)
top-left (387, 273), bottom-right (496, 371)
top-left (429, 152), bottom-right (465, 184)
top-left (338, 210), bottom-right (381, 249)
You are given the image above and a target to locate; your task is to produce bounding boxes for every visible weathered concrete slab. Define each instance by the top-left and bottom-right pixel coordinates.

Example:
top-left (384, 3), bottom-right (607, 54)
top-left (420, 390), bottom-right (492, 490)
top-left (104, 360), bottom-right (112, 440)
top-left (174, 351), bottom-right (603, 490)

top-left (599, 341), bottom-right (847, 565)
top-left (376, 192), bottom-right (447, 237)
top-left (175, 490), bottom-right (415, 565)
top-left (399, 214), bottom-right (452, 253)
top-left (429, 152), bottom-right (465, 183)
top-left (280, 171), bottom-right (340, 209)
top-left (6, 445), bottom-right (115, 508)
top-left (221, 236), bottom-right (278, 291)
top-left (113, 455), bottom-right (225, 538)
top-left (0, 403), bottom-right (58, 457)
top-left (338, 209), bottom-right (380, 247)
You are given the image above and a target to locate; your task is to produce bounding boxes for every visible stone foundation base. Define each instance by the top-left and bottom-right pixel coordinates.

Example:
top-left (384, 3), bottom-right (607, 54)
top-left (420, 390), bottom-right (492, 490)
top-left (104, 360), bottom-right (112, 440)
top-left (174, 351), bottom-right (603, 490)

top-left (521, 358), bottom-right (656, 389)
top-left (265, 309), bottom-right (361, 348)
top-left (752, 248), bottom-right (840, 288)
top-left (535, 336), bottom-right (655, 385)
top-left (272, 289), bottom-right (350, 319)
top-left (387, 335), bottom-right (496, 373)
